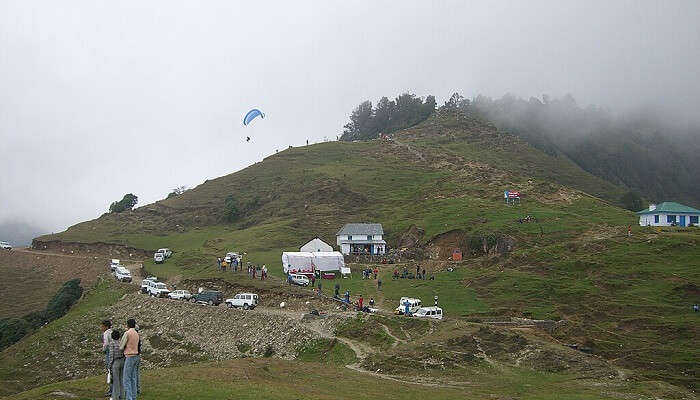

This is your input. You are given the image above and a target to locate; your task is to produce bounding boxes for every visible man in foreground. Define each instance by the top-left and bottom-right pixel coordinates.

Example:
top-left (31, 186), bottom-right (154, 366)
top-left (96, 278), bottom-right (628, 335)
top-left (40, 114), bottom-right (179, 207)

top-left (119, 319), bottom-right (140, 400)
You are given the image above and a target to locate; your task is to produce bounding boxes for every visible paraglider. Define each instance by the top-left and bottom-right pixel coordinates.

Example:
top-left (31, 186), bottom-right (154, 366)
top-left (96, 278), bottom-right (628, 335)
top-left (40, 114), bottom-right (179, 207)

top-left (246, 136), bottom-right (250, 142)
top-left (243, 109), bottom-right (264, 126)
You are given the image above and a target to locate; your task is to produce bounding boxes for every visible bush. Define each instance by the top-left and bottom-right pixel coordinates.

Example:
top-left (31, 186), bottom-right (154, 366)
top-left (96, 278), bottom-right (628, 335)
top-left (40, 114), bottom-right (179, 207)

top-left (0, 279), bottom-right (83, 351)
top-left (109, 193), bottom-right (138, 213)
top-left (0, 318), bottom-right (31, 351)
top-left (223, 195), bottom-right (241, 222)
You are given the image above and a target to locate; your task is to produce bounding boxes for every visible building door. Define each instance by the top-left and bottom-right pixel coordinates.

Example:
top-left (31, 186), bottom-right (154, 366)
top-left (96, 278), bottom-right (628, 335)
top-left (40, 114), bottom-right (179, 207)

top-left (680, 215), bottom-right (686, 227)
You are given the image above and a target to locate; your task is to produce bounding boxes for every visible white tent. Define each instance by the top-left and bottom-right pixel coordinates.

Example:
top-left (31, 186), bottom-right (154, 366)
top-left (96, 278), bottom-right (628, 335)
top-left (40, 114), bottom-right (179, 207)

top-left (311, 251), bottom-right (345, 272)
top-left (300, 237), bottom-right (333, 253)
top-left (282, 252), bottom-right (314, 274)
top-left (282, 251), bottom-right (345, 274)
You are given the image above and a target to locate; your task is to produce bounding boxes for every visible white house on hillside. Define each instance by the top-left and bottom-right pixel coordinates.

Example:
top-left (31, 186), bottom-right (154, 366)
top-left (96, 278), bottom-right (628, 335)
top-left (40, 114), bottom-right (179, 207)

top-left (637, 202), bottom-right (700, 227)
top-left (336, 223), bottom-right (386, 255)
top-left (299, 237), bottom-right (333, 253)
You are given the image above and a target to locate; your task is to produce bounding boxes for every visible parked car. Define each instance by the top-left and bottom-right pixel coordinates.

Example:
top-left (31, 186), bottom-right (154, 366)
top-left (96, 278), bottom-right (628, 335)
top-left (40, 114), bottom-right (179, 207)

top-left (394, 297), bottom-right (422, 315)
top-left (225, 293), bottom-right (258, 310)
top-left (109, 259), bottom-right (120, 271)
top-left (157, 248), bottom-right (173, 258)
top-left (190, 290), bottom-right (223, 306)
top-left (147, 281), bottom-right (170, 298)
top-left (413, 306), bottom-right (443, 320)
top-left (114, 266), bottom-right (132, 283)
top-left (289, 273), bottom-right (310, 287)
top-left (140, 277), bottom-right (158, 293)
top-left (153, 252), bottom-right (165, 264)
top-left (0, 241), bottom-right (11, 250)
top-left (168, 290), bottom-right (192, 301)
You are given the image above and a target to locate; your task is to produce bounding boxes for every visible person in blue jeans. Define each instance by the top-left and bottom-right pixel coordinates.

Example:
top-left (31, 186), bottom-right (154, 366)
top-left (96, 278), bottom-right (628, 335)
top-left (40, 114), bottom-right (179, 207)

top-left (120, 319), bottom-right (140, 400)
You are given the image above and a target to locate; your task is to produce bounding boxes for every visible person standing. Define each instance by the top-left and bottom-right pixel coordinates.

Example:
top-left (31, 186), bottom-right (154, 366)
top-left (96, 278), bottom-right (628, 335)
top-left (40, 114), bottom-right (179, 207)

top-left (358, 295), bottom-right (364, 310)
top-left (217, 257), bottom-right (222, 271)
top-left (344, 290), bottom-right (350, 304)
top-left (334, 282), bottom-right (340, 298)
top-left (377, 279), bottom-right (382, 290)
top-left (120, 319), bottom-right (140, 400)
top-left (101, 320), bottom-right (113, 397)
top-left (434, 295), bottom-right (439, 307)
top-left (373, 268), bottom-right (378, 279)
top-left (108, 329), bottom-right (125, 400)
top-left (422, 268), bottom-right (426, 280)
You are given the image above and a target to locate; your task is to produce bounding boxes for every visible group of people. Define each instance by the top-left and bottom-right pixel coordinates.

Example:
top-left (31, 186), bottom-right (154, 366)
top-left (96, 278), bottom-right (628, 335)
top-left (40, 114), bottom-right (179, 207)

top-left (361, 267), bottom-right (378, 280)
top-left (216, 256), bottom-right (240, 272)
top-left (393, 265), bottom-right (431, 280)
top-left (216, 257), bottom-right (268, 280)
top-left (248, 263), bottom-right (268, 280)
top-left (101, 319), bottom-right (141, 400)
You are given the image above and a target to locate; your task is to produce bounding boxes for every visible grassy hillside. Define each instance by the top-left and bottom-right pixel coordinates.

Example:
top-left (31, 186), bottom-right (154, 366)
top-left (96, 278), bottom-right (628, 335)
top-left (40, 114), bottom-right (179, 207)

top-left (5, 357), bottom-right (689, 400)
top-left (23, 113), bottom-right (699, 393)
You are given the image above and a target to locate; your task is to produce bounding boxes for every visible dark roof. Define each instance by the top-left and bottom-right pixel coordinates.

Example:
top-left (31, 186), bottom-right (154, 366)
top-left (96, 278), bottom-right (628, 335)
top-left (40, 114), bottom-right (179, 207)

top-left (336, 223), bottom-right (384, 236)
top-left (636, 202), bottom-right (700, 215)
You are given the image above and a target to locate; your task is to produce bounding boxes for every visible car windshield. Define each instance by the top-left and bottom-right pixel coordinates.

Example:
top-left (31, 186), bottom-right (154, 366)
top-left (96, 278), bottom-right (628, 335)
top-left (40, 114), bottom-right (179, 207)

top-left (155, 283), bottom-right (166, 289)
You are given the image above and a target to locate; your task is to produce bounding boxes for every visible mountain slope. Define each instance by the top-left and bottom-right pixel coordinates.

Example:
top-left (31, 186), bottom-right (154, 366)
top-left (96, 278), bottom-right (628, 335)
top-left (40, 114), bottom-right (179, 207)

top-left (26, 112), bottom-right (699, 391)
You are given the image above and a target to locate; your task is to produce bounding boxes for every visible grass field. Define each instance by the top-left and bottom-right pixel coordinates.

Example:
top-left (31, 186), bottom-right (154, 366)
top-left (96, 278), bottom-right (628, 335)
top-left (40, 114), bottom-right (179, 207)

top-left (6, 357), bottom-right (686, 400)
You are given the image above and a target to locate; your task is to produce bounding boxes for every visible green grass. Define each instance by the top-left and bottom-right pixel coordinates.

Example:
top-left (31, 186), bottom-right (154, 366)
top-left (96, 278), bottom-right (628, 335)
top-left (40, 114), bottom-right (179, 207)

top-left (6, 358), bottom-right (686, 400)
top-left (296, 338), bottom-right (357, 365)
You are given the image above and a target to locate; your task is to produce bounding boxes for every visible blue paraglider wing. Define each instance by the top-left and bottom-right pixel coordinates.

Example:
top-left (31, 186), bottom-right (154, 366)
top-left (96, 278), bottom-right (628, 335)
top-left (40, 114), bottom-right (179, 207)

top-left (243, 109), bottom-right (265, 126)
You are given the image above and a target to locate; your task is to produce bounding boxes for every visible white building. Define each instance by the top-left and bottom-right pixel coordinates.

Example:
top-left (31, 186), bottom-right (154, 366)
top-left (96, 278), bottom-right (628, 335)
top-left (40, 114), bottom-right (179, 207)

top-left (299, 237), bottom-right (333, 253)
top-left (336, 223), bottom-right (386, 255)
top-left (637, 202), bottom-right (700, 227)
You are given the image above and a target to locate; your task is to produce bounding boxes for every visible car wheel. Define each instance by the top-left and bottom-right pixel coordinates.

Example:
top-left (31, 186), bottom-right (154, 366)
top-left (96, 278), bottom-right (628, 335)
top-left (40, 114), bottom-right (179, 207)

top-left (227, 303), bottom-right (233, 308)
top-left (189, 298), bottom-right (196, 303)
top-left (208, 300), bottom-right (213, 306)
top-left (243, 303), bottom-right (249, 310)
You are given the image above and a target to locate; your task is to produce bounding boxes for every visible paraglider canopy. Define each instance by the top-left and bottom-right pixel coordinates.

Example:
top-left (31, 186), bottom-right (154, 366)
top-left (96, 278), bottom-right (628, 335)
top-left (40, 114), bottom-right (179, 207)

top-left (243, 109), bottom-right (265, 126)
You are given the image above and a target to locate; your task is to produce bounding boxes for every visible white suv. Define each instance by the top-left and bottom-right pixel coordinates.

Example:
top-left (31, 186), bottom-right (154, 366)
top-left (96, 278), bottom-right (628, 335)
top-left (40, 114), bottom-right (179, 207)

top-left (114, 266), bottom-right (132, 283)
top-left (413, 306), bottom-right (443, 320)
top-left (153, 252), bottom-right (165, 264)
top-left (289, 274), bottom-right (310, 286)
top-left (109, 259), bottom-right (120, 271)
top-left (140, 277), bottom-right (158, 293)
top-left (147, 281), bottom-right (170, 298)
top-left (395, 297), bottom-right (422, 315)
top-left (0, 241), bottom-right (11, 250)
top-left (157, 248), bottom-right (173, 258)
top-left (225, 293), bottom-right (258, 310)
top-left (168, 290), bottom-right (192, 301)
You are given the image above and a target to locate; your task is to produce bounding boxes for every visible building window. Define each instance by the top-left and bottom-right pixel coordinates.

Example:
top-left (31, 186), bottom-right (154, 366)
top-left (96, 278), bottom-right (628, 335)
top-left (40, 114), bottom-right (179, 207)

top-left (691, 216), bottom-right (699, 225)
top-left (667, 215), bottom-right (676, 223)
top-left (654, 215), bottom-right (659, 224)
top-left (348, 235), bottom-right (352, 240)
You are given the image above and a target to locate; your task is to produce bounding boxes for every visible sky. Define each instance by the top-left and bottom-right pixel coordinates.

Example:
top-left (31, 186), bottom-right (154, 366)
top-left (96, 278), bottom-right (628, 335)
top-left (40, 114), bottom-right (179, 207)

top-left (1, 0), bottom-right (699, 239)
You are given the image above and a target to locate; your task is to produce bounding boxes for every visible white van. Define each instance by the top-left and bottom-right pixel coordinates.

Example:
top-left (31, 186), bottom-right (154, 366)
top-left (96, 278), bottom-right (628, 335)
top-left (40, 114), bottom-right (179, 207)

top-left (289, 273), bottom-right (310, 286)
top-left (395, 297), bottom-right (422, 315)
top-left (225, 293), bottom-right (258, 310)
top-left (413, 306), bottom-right (443, 320)
top-left (114, 266), bottom-right (132, 283)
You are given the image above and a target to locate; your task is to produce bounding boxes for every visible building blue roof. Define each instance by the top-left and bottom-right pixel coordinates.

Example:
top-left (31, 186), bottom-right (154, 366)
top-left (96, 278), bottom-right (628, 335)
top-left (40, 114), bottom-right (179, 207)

top-left (636, 202), bottom-right (700, 215)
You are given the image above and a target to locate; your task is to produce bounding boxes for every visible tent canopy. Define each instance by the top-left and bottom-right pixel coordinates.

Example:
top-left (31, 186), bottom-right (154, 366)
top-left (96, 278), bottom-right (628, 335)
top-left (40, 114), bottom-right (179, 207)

top-left (282, 251), bottom-right (345, 273)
